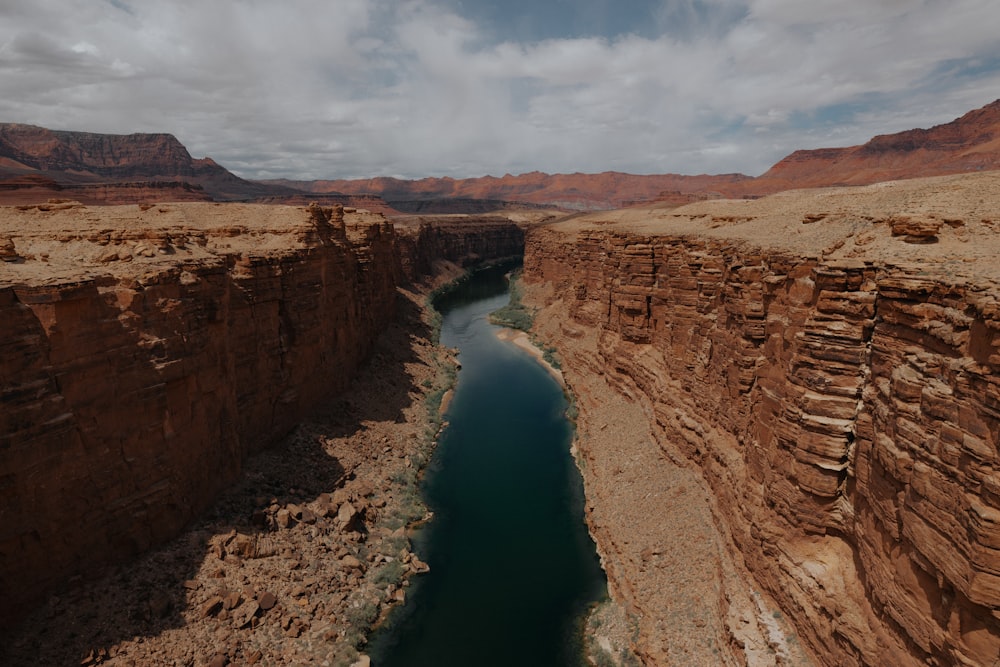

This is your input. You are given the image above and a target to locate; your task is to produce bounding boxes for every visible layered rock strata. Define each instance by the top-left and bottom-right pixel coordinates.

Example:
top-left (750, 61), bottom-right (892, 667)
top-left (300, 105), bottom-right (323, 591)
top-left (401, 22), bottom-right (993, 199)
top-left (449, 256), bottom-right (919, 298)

top-left (523, 171), bottom-right (1000, 666)
top-left (393, 215), bottom-right (528, 282)
top-left (0, 201), bottom-right (524, 618)
top-left (0, 202), bottom-right (397, 617)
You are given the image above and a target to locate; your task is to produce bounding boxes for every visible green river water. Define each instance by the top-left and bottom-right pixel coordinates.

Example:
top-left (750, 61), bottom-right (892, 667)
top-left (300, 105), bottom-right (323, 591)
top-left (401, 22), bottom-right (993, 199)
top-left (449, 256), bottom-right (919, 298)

top-left (370, 265), bottom-right (606, 666)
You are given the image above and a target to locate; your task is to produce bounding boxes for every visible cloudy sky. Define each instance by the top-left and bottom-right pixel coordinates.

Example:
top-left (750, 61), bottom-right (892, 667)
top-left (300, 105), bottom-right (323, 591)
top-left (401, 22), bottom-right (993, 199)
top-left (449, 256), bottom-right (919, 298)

top-left (1, 0), bottom-right (998, 180)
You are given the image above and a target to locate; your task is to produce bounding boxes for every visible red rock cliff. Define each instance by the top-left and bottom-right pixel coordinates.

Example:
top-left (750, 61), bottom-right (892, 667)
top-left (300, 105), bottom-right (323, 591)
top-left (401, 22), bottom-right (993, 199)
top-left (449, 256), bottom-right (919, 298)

top-left (751, 99), bottom-right (1000, 193)
top-left (523, 171), bottom-right (1000, 666)
top-left (0, 201), bottom-right (526, 617)
top-left (0, 203), bottom-right (394, 616)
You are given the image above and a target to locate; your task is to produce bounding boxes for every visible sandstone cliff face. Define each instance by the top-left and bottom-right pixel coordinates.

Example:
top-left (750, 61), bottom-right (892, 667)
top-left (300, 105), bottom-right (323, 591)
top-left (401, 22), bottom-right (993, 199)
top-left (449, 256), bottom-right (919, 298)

top-left (394, 216), bottom-right (527, 282)
top-left (0, 202), bottom-right (525, 618)
top-left (523, 172), bottom-right (1000, 666)
top-left (0, 201), bottom-right (526, 616)
top-left (0, 125), bottom-right (201, 178)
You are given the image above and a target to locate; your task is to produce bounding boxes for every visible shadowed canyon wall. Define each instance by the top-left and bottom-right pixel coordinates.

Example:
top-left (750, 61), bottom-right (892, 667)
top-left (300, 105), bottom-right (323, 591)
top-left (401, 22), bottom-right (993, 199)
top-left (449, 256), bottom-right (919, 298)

top-left (523, 175), bottom-right (1000, 666)
top-left (393, 216), bottom-right (526, 282)
top-left (0, 202), bottom-right (524, 618)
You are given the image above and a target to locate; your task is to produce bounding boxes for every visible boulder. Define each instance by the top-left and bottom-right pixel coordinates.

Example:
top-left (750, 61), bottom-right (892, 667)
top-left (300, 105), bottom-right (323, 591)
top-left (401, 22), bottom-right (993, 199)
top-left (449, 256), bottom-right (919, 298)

top-left (889, 215), bottom-right (942, 242)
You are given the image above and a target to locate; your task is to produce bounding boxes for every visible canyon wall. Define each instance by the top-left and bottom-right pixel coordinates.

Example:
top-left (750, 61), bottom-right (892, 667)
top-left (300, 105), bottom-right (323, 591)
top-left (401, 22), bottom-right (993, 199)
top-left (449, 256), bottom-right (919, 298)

top-left (393, 216), bottom-right (527, 282)
top-left (523, 172), bottom-right (1000, 666)
top-left (0, 202), bottom-right (524, 618)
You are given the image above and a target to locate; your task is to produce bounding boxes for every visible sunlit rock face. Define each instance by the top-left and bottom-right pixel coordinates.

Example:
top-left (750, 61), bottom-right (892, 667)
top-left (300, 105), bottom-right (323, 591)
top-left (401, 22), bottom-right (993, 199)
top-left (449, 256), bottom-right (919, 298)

top-left (523, 171), bottom-right (1000, 666)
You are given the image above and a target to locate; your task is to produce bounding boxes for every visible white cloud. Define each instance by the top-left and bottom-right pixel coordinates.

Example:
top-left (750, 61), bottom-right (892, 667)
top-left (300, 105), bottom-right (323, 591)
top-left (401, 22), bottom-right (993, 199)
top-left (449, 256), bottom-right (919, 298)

top-left (0, 0), bottom-right (997, 179)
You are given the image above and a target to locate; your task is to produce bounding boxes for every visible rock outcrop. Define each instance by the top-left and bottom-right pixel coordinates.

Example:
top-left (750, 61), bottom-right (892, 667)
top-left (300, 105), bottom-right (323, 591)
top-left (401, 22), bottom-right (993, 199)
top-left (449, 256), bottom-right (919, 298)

top-left (0, 202), bottom-right (525, 619)
top-left (523, 171), bottom-right (1000, 666)
top-left (750, 99), bottom-right (1000, 194)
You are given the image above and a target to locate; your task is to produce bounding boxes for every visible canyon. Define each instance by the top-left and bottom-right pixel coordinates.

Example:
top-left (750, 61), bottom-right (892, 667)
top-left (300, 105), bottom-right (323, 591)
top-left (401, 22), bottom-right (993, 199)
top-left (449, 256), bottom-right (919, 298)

top-left (522, 170), bottom-right (1000, 666)
top-left (0, 201), bottom-right (524, 636)
top-left (4, 101), bottom-right (1000, 666)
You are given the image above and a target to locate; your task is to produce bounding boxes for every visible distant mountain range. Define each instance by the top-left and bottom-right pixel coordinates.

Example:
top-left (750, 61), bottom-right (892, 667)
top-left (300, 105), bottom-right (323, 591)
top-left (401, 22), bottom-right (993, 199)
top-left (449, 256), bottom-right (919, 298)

top-left (0, 124), bottom-right (390, 211)
top-left (748, 99), bottom-right (1000, 194)
top-left (264, 171), bottom-right (754, 211)
top-left (2, 98), bottom-right (999, 210)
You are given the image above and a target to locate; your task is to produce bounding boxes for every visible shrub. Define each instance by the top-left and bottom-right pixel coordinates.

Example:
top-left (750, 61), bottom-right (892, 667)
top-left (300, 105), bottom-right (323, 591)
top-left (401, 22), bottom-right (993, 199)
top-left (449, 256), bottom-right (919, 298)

top-left (381, 534), bottom-right (408, 556)
top-left (345, 601), bottom-right (379, 631)
top-left (373, 559), bottom-right (407, 587)
top-left (489, 269), bottom-right (536, 331)
top-left (591, 648), bottom-right (616, 667)
top-left (542, 347), bottom-right (562, 369)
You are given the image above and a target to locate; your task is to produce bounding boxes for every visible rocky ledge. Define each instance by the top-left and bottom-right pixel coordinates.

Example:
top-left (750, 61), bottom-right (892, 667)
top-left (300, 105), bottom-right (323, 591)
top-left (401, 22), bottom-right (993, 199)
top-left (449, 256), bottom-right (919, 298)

top-left (523, 171), bottom-right (1000, 666)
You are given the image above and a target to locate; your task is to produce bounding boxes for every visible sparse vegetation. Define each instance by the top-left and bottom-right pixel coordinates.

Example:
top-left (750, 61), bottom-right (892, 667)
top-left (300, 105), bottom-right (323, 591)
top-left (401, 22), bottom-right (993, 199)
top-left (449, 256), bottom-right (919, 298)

top-left (583, 599), bottom-right (645, 667)
top-left (565, 393), bottom-right (580, 424)
top-left (381, 534), bottom-right (408, 556)
top-left (619, 648), bottom-right (642, 667)
top-left (383, 469), bottom-right (425, 530)
top-left (592, 647), bottom-right (617, 667)
top-left (489, 269), bottom-right (535, 330)
top-left (425, 388), bottom-right (446, 425)
top-left (542, 346), bottom-right (562, 369)
top-left (373, 559), bottom-right (407, 587)
top-left (345, 600), bottom-right (380, 642)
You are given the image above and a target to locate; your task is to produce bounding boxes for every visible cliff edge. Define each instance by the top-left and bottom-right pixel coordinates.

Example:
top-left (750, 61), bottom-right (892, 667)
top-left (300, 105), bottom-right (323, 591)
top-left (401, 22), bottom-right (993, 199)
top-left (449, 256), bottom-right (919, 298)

top-left (0, 202), bottom-right (399, 616)
top-left (524, 170), bottom-right (1000, 666)
top-left (0, 201), bottom-right (526, 625)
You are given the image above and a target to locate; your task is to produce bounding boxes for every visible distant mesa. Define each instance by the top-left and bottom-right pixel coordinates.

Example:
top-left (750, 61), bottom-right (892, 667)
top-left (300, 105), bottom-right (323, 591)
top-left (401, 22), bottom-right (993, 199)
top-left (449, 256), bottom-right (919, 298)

top-left (2, 98), bottom-right (999, 209)
top-left (0, 123), bottom-right (393, 211)
top-left (269, 171), bottom-right (754, 212)
top-left (748, 98), bottom-right (1000, 194)
top-left (266, 98), bottom-right (1000, 208)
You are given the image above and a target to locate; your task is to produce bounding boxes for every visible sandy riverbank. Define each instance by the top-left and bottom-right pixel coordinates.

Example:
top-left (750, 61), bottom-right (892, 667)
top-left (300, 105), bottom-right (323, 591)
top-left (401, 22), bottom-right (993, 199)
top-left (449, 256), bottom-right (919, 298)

top-left (494, 328), bottom-right (566, 387)
top-left (522, 279), bottom-right (813, 667)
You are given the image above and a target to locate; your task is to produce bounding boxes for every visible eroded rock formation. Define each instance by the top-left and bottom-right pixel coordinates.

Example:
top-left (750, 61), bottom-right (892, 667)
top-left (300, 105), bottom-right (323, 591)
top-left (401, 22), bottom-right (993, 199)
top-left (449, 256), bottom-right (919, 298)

top-left (523, 171), bottom-right (1000, 666)
top-left (0, 202), bottom-right (525, 619)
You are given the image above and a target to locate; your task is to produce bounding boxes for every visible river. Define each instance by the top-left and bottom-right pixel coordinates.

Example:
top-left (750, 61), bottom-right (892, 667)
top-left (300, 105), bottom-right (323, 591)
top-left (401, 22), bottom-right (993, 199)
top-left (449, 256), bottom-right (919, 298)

top-left (369, 265), bottom-right (606, 666)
